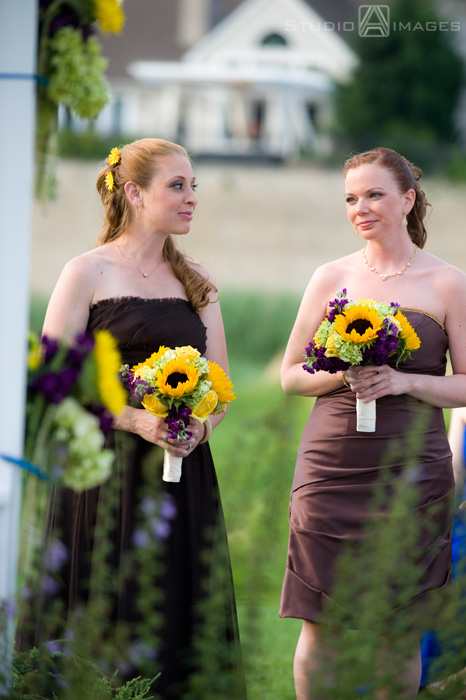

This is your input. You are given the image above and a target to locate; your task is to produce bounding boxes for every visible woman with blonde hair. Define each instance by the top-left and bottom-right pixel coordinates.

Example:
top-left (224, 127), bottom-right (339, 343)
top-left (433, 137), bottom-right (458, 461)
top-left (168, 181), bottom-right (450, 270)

top-left (17, 138), bottom-right (245, 698)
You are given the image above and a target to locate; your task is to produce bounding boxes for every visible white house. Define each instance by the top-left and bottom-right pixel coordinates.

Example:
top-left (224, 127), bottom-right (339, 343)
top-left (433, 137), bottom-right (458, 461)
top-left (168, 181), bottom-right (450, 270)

top-left (92, 0), bottom-right (359, 159)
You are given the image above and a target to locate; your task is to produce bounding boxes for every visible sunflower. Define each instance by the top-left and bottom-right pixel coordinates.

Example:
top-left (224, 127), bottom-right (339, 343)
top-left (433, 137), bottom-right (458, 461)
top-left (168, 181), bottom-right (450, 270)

top-left (105, 171), bottom-right (115, 192)
top-left (207, 361), bottom-right (236, 403)
top-left (94, 330), bottom-right (126, 413)
top-left (107, 147), bottom-right (121, 165)
top-left (156, 357), bottom-right (200, 398)
top-left (132, 346), bottom-right (170, 374)
top-left (93, 0), bottom-right (125, 33)
top-left (333, 303), bottom-right (384, 344)
top-left (394, 311), bottom-right (421, 351)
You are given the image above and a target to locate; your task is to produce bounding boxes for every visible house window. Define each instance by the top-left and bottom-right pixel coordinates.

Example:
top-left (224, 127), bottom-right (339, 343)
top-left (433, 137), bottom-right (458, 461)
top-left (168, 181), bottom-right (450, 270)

top-left (261, 32), bottom-right (287, 46)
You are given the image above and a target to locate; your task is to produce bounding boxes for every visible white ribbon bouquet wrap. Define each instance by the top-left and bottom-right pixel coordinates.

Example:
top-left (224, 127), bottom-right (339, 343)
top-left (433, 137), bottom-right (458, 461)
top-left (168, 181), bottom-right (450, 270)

top-left (302, 290), bottom-right (421, 433)
top-left (356, 397), bottom-right (377, 433)
top-left (120, 345), bottom-right (235, 482)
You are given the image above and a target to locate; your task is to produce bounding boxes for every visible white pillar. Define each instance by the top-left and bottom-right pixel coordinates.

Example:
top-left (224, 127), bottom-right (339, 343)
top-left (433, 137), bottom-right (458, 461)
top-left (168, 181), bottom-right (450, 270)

top-left (0, 0), bottom-right (38, 686)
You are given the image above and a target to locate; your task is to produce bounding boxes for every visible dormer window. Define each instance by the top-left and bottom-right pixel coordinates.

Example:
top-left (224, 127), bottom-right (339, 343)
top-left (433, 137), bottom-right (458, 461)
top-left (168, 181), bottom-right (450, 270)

top-left (261, 32), bottom-right (287, 46)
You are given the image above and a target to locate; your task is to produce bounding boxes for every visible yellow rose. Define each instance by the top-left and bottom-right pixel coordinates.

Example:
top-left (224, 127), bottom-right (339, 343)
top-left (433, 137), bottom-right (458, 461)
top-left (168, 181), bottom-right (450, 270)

top-left (191, 390), bottom-right (218, 422)
top-left (133, 365), bottom-right (150, 380)
top-left (324, 333), bottom-right (339, 358)
top-left (174, 346), bottom-right (201, 362)
top-left (142, 394), bottom-right (169, 418)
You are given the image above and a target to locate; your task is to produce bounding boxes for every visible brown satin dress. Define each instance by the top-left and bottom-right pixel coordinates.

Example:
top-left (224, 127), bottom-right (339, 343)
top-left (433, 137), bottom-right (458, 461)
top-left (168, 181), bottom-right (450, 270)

top-left (279, 310), bottom-right (454, 626)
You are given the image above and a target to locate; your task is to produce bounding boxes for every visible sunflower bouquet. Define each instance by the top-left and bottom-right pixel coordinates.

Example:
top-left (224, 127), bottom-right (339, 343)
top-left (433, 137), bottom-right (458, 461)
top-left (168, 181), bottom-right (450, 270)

top-left (303, 289), bottom-right (421, 431)
top-left (120, 345), bottom-right (236, 482)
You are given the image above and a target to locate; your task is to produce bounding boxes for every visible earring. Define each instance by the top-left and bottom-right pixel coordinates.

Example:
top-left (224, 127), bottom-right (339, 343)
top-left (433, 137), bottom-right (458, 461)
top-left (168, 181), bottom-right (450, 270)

top-left (402, 216), bottom-right (408, 227)
top-left (136, 206), bottom-right (140, 220)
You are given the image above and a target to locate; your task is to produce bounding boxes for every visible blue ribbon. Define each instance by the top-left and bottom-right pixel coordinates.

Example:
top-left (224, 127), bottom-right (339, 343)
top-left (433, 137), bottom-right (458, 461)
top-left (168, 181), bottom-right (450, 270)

top-left (0, 73), bottom-right (49, 85)
top-left (0, 455), bottom-right (52, 482)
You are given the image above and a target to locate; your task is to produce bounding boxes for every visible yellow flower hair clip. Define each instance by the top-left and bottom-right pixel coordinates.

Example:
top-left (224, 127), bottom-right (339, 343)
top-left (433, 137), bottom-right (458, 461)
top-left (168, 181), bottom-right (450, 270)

top-left (105, 171), bottom-right (116, 192)
top-left (108, 147), bottom-right (121, 166)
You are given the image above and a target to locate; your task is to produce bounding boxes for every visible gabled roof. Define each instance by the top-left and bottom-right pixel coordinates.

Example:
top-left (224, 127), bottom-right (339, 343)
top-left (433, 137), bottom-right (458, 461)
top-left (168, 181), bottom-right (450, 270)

top-left (99, 0), bottom-right (358, 81)
top-left (182, 0), bottom-right (357, 82)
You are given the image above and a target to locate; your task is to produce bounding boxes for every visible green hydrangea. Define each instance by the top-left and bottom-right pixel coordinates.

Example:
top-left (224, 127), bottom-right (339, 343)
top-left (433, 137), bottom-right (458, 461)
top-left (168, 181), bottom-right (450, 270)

top-left (47, 26), bottom-right (110, 119)
top-left (51, 397), bottom-right (114, 491)
top-left (314, 319), bottom-right (333, 347)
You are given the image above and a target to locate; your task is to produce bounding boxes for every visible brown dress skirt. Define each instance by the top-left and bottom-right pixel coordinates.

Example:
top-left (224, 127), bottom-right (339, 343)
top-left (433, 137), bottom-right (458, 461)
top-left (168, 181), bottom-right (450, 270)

top-left (279, 310), bottom-right (454, 627)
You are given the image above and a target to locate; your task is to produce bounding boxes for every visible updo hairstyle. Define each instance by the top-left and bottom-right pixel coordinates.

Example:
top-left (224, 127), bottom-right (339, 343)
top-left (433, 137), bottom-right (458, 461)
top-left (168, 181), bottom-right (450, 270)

top-left (344, 147), bottom-right (430, 249)
top-left (96, 138), bottom-right (216, 312)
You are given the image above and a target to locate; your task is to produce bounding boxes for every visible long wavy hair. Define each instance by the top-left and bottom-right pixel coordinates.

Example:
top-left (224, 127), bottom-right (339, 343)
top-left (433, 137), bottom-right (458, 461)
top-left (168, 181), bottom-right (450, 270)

top-left (344, 147), bottom-right (430, 249)
top-left (96, 137), bottom-right (216, 312)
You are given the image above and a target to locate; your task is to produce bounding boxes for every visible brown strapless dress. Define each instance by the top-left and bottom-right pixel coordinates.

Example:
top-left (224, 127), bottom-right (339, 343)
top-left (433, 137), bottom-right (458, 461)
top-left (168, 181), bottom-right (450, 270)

top-left (279, 310), bottom-right (454, 627)
top-left (16, 297), bottom-right (246, 700)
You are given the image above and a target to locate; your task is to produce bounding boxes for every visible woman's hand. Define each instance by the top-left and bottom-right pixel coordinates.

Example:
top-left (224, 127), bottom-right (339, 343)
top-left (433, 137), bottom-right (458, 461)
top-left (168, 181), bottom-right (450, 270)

top-left (344, 365), bottom-right (409, 403)
top-left (128, 408), bottom-right (206, 457)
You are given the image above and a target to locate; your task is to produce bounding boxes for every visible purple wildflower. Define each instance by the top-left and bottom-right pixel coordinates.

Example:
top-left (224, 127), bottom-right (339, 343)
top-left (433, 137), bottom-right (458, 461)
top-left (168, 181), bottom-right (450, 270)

top-left (3, 600), bottom-right (16, 618)
top-left (40, 335), bottom-right (59, 364)
top-left (151, 518), bottom-right (171, 541)
top-left (165, 405), bottom-right (192, 441)
top-left (44, 539), bottom-right (69, 571)
top-left (128, 641), bottom-right (158, 666)
top-left (132, 529), bottom-right (151, 549)
top-left (45, 640), bottom-right (61, 655)
top-left (303, 343), bottom-right (350, 374)
top-left (160, 493), bottom-right (177, 521)
top-left (41, 575), bottom-right (59, 595)
top-left (326, 289), bottom-right (349, 323)
top-left (140, 497), bottom-right (157, 515)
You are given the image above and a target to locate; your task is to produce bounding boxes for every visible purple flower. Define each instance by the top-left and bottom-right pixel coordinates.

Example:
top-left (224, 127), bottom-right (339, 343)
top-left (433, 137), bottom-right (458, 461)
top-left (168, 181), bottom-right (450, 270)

top-left (151, 518), bottom-right (171, 541)
top-left (45, 640), bottom-right (61, 655)
top-left (326, 289), bottom-right (349, 323)
top-left (128, 641), bottom-right (158, 666)
top-left (132, 529), bottom-right (151, 549)
top-left (32, 366), bottom-right (80, 402)
top-left (160, 494), bottom-right (177, 521)
top-left (303, 343), bottom-right (350, 374)
top-left (140, 497), bottom-right (157, 515)
top-left (40, 336), bottom-right (59, 364)
top-left (41, 575), bottom-right (59, 595)
top-left (165, 405), bottom-right (192, 441)
top-left (3, 600), bottom-right (16, 618)
top-left (44, 539), bottom-right (68, 571)
top-left (65, 332), bottom-right (94, 365)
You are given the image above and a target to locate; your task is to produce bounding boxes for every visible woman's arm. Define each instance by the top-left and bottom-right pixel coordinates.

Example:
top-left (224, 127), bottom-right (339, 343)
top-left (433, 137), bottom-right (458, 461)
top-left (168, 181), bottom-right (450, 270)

top-left (198, 268), bottom-right (230, 432)
top-left (448, 407), bottom-right (466, 508)
top-left (281, 265), bottom-right (349, 398)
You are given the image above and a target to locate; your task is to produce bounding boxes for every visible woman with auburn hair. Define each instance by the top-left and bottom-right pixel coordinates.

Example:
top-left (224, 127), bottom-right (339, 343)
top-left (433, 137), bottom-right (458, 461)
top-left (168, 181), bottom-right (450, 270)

top-left (17, 138), bottom-right (245, 698)
top-left (279, 147), bottom-right (466, 699)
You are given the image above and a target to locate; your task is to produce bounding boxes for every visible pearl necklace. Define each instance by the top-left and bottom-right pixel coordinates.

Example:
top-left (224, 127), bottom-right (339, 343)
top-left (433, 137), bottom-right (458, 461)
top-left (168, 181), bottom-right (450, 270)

top-left (362, 246), bottom-right (417, 281)
top-left (116, 243), bottom-right (159, 278)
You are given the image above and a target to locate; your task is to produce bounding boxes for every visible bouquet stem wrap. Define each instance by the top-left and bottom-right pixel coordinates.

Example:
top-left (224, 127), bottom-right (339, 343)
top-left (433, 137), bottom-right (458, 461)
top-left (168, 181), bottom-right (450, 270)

top-left (356, 397), bottom-right (376, 432)
top-left (163, 450), bottom-right (183, 483)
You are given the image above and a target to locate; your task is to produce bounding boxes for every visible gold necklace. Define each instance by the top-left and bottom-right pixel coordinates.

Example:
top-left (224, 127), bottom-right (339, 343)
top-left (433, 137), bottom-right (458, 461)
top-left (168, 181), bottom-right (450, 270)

top-left (116, 243), bottom-right (159, 279)
top-left (362, 246), bottom-right (417, 281)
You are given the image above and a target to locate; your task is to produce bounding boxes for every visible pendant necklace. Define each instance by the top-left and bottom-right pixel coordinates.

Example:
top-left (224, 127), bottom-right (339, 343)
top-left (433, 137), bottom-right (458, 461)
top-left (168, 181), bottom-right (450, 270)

top-left (362, 245), bottom-right (417, 281)
top-left (116, 242), bottom-right (159, 278)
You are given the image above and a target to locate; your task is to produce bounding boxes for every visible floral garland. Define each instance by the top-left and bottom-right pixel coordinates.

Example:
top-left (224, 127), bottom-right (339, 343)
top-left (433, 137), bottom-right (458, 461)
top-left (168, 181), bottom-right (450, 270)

top-left (36, 0), bottom-right (126, 200)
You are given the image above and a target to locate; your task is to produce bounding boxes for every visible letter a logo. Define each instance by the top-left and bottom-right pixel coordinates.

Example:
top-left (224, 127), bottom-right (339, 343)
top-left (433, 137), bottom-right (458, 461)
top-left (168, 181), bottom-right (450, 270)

top-left (358, 5), bottom-right (390, 37)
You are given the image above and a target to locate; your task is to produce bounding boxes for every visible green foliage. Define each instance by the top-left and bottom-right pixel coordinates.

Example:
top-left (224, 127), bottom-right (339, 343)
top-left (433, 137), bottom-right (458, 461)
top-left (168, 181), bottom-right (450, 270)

top-left (57, 131), bottom-right (146, 161)
top-left (335, 0), bottom-right (464, 161)
top-left (219, 289), bottom-right (300, 381)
